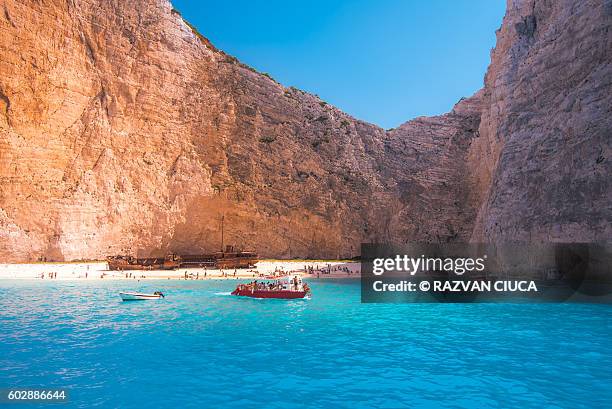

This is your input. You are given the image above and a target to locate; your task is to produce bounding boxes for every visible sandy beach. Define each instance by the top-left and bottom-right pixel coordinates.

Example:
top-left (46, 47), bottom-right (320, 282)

top-left (0, 260), bottom-right (360, 280)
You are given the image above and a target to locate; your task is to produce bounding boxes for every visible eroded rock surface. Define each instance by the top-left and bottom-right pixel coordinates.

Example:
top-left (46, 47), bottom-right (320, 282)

top-left (470, 0), bottom-right (612, 242)
top-left (0, 0), bottom-right (609, 261)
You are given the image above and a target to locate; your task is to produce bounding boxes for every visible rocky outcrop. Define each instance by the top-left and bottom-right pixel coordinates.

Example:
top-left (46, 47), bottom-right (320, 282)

top-left (470, 0), bottom-right (612, 242)
top-left (0, 0), bottom-right (609, 262)
top-left (382, 92), bottom-right (484, 244)
top-left (0, 0), bottom-right (484, 261)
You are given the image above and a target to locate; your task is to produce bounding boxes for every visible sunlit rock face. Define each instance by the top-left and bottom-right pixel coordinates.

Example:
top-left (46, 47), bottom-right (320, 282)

top-left (469, 0), bottom-right (612, 242)
top-left (0, 0), bottom-right (609, 261)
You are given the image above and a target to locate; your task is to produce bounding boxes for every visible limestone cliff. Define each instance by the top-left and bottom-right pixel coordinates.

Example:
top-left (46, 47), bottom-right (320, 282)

top-left (470, 0), bottom-right (612, 242)
top-left (0, 0), bottom-right (609, 262)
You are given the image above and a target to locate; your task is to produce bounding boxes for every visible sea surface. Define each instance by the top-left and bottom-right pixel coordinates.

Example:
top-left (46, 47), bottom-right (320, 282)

top-left (0, 279), bottom-right (611, 408)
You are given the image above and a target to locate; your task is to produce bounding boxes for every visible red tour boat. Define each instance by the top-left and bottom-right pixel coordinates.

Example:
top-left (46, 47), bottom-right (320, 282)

top-left (232, 275), bottom-right (311, 299)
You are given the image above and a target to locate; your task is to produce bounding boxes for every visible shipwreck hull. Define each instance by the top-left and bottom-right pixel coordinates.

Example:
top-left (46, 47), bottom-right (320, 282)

top-left (107, 258), bottom-right (179, 271)
top-left (107, 249), bottom-right (258, 271)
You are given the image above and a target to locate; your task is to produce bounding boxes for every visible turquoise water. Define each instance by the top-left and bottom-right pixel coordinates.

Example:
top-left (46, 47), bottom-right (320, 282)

top-left (0, 279), bottom-right (611, 408)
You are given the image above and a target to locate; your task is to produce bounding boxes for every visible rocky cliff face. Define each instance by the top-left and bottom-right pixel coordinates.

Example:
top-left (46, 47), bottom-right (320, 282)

top-left (470, 0), bottom-right (612, 242)
top-left (0, 0), bottom-right (609, 262)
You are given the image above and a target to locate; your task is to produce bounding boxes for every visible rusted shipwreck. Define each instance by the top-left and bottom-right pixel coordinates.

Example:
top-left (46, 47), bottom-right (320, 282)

top-left (107, 246), bottom-right (258, 271)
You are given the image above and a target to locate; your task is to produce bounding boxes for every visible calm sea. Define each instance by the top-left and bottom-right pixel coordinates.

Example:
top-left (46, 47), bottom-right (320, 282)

top-left (0, 279), bottom-right (610, 408)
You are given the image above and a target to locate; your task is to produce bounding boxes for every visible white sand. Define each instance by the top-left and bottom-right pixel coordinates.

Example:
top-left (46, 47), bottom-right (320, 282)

top-left (0, 260), bottom-right (360, 280)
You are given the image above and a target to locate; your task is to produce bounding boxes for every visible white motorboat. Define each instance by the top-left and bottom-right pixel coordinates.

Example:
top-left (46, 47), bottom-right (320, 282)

top-left (119, 291), bottom-right (165, 301)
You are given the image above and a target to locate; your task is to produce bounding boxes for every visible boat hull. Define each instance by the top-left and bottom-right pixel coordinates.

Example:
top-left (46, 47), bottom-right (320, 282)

top-left (231, 289), bottom-right (309, 299)
top-left (107, 251), bottom-right (258, 271)
top-left (119, 292), bottom-right (163, 301)
top-left (108, 259), bottom-right (179, 271)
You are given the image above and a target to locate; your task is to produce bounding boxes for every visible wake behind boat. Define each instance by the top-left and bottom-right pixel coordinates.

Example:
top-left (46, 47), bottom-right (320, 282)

top-left (231, 275), bottom-right (310, 299)
top-left (119, 291), bottom-right (165, 301)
